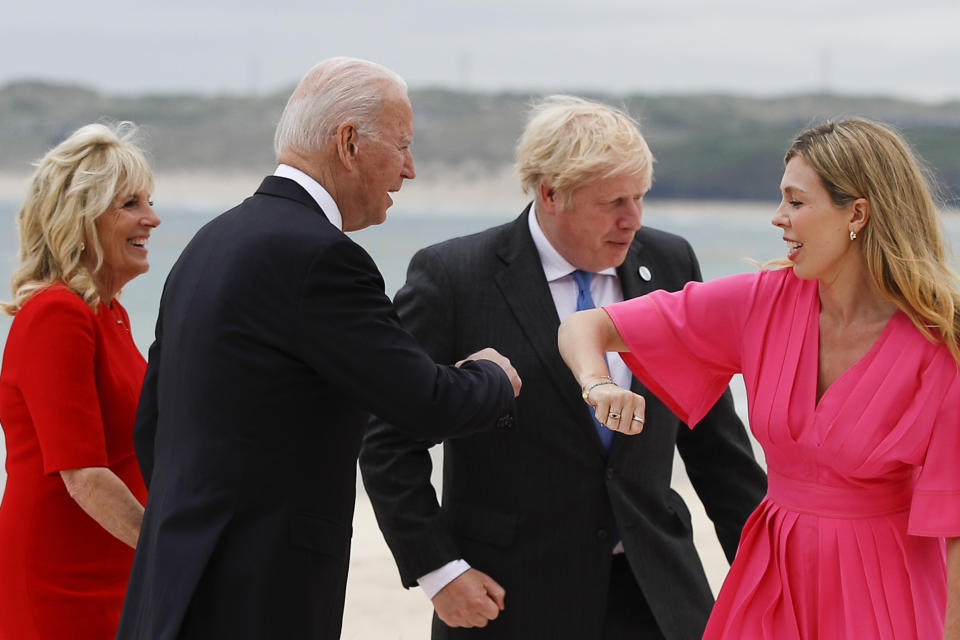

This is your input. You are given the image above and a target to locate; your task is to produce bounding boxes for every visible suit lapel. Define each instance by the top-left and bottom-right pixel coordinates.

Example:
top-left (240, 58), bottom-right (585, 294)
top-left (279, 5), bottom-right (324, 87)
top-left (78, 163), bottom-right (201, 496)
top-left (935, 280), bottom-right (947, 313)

top-left (493, 207), bottom-right (589, 420)
top-left (617, 236), bottom-right (658, 302)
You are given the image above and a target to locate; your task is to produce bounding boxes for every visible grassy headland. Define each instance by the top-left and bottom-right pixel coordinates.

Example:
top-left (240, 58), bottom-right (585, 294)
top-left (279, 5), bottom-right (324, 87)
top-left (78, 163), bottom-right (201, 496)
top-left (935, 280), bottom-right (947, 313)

top-left (1, 82), bottom-right (958, 203)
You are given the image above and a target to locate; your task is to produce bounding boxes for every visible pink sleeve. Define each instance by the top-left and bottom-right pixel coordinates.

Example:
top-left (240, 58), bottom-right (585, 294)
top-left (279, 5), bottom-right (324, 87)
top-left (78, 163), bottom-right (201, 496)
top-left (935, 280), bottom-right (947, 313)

top-left (908, 372), bottom-right (960, 537)
top-left (19, 293), bottom-right (109, 474)
top-left (604, 272), bottom-right (756, 427)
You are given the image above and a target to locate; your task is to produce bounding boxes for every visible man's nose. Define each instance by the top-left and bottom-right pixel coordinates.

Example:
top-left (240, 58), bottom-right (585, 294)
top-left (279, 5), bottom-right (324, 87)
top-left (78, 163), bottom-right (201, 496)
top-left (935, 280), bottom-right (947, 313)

top-left (621, 198), bottom-right (643, 229)
top-left (402, 150), bottom-right (416, 180)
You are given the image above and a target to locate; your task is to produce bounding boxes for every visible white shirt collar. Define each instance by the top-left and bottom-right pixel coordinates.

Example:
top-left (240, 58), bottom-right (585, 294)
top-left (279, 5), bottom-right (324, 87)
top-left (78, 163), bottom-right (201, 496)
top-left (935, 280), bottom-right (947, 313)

top-left (273, 164), bottom-right (343, 231)
top-left (527, 200), bottom-right (618, 281)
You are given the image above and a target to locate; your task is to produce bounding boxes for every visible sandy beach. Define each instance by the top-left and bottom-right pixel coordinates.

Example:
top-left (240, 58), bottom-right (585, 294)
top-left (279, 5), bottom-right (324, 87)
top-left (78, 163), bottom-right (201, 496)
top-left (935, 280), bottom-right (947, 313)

top-left (0, 166), bottom-right (528, 215)
top-left (341, 469), bottom-right (734, 639)
top-left (339, 436), bottom-right (754, 639)
top-left (0, 168), bottom-right (781, 218)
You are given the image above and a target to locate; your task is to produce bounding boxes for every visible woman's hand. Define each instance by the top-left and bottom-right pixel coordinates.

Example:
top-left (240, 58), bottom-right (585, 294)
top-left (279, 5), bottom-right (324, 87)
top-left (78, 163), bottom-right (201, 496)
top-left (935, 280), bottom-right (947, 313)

top-left (61, 466), bottom-right (144, 548)
top-left (582, 379), bottom-right (646, 435)
top-left (559, 308), bottom-right (643, 434)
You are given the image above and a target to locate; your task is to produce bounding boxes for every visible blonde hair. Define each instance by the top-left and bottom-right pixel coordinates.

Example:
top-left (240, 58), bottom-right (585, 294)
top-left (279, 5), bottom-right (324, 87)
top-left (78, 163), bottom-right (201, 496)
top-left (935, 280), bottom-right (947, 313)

top-left (274, 56), bottom-right (407, 157)
top-left (515, 95), bottom-right (654, 207)
top-left (786, 118), bottom-right (960, 363)
top-left (1, 122), bottom-right (153, 315)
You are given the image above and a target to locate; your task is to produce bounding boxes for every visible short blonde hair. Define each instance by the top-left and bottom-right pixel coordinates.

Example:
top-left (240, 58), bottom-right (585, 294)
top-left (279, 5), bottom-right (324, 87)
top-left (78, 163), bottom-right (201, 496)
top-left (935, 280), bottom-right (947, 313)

top-left (2, 122), bottom-right (153, 315)
top-left (515, 95), bottom-right (653, 207)
top-left (786, 118), bottom-right (960, 363)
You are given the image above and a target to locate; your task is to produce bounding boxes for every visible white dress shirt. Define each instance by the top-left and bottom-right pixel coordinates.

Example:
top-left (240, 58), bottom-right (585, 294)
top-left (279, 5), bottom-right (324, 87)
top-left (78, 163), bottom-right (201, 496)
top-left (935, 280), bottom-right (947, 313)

top-left (273, 164), bottom-right (343, 231)
top-left (417, 203), bottom-right (632, 599)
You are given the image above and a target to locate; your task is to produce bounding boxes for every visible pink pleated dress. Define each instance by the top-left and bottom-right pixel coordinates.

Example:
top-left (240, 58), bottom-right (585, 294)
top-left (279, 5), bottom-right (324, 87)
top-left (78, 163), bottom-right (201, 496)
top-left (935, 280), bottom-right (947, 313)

top-left (604, 267), bottom-right (960, 639)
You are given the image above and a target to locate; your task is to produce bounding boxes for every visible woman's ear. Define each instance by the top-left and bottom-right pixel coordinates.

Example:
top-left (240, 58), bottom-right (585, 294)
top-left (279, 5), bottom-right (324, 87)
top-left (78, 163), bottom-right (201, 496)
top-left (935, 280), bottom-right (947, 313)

top-left (850, 197), bottom-right (870, 236)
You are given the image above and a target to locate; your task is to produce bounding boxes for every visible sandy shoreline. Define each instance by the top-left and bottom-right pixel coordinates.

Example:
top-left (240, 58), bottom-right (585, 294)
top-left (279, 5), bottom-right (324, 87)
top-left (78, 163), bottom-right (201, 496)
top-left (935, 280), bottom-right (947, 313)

top-left (0, 166), bottom-right (529, 215)
top-left (342, 473), bottom-right (731, 639)
top-left (0, 168), bottom-right (785, 218)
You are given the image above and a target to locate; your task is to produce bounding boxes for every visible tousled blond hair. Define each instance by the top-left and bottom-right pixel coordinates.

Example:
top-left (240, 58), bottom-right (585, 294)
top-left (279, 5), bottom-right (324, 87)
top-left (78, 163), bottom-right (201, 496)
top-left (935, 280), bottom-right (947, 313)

top-left (787, 118), bottom-right (960, 364)
top-left (515, 95), bottom-right (653, 207)
top-left (1, 122), bottom-right (153, 315)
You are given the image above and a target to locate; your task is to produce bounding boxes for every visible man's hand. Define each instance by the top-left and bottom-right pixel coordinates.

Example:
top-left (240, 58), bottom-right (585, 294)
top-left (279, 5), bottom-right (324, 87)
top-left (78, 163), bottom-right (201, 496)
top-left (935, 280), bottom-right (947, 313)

top-left (459, 347), bottom-right (522, 397)
top-left (432, 568), bottom-right (506, 628)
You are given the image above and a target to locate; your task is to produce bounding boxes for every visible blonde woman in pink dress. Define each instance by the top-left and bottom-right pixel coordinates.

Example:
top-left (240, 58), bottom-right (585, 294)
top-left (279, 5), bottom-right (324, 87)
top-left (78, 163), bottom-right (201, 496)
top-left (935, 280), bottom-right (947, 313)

top-left (558, 119), bottom-right (960, 639)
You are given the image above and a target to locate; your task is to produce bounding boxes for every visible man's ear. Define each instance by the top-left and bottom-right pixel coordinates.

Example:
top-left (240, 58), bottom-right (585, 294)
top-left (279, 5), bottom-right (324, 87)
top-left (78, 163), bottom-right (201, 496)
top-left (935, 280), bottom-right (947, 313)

top-left (538, 181), bottom-right (558, 216)
top-left (336, 122), bottom-right (360, 169)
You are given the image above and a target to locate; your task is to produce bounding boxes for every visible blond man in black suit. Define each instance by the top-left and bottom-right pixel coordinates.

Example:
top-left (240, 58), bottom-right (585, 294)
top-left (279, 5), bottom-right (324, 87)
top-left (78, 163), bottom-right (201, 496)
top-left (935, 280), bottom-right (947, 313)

top-left (360, 96), bottom-right (767, 639)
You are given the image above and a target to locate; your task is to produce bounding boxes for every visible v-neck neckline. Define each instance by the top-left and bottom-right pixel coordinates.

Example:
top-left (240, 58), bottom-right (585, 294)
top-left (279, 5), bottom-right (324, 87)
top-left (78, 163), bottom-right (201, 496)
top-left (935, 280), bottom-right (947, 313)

top-left (810, 299), bottom-right (902, 412)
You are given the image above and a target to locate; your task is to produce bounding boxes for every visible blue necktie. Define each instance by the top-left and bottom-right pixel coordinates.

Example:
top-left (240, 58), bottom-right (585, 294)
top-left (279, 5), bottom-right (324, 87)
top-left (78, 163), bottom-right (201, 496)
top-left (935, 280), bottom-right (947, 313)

top-left (572, 270), bottom-right (614, 451)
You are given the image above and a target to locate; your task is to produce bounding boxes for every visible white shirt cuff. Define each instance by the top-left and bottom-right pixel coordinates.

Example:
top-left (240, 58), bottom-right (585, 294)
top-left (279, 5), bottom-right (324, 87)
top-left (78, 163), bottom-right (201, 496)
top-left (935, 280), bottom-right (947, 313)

top-left (417, 559), bottom-right (471, 600)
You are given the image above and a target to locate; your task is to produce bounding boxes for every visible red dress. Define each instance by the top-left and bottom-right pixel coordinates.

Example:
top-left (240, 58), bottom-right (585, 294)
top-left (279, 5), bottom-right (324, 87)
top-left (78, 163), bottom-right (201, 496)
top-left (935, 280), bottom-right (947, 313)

top-left (0, 285), bottom-right (148, 639)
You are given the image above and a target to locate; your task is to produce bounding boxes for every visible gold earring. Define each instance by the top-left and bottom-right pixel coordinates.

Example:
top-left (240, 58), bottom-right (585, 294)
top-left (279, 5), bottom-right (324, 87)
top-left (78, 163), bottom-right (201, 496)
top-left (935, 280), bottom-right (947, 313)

top-left (849, 230), bottom-right (857, 241)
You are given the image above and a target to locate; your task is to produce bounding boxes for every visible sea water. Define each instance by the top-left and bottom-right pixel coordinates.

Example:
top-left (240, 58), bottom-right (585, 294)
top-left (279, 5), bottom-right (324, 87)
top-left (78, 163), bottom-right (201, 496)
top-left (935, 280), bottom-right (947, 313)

top-left (1, 199), bottom-right (957, 495)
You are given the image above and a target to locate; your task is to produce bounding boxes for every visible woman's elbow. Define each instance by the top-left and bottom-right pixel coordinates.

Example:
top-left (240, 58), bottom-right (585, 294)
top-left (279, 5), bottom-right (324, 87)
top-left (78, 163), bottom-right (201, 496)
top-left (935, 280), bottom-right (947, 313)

top-left (560, 309), bottom-right (616, 348)
top-left (559, 309), bottom-right (591, 343)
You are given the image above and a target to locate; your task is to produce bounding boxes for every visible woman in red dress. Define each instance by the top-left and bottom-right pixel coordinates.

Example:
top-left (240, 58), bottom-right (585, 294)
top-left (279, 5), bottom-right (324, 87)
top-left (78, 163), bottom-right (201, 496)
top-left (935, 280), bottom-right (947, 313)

top-left (0, 122), bottom-right (161, 639)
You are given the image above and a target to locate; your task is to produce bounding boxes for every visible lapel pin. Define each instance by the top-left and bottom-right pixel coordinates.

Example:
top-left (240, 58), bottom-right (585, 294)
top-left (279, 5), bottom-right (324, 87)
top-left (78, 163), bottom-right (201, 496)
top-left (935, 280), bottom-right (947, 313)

top-left (638, 266), bottom-right (652, 281)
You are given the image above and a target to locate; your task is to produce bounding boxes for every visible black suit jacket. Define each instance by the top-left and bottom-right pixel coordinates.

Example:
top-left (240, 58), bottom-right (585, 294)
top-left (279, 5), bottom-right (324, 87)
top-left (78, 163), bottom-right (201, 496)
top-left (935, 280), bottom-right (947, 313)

top-left (359, 207), bottom-right (767, 640)
top-left (117, 177), bottom-right (515, 640)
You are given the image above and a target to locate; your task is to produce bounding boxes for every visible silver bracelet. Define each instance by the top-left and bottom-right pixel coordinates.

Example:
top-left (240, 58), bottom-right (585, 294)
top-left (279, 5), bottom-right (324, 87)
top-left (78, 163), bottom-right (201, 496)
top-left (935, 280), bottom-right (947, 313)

top-left (581, 378), bottom-right (616, 402)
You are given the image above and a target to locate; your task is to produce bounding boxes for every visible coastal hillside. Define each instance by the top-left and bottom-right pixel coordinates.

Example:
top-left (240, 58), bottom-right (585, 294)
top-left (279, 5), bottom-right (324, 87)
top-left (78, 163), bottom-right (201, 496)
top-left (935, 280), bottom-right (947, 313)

top-left (1, 82), bottom-right (958, 202)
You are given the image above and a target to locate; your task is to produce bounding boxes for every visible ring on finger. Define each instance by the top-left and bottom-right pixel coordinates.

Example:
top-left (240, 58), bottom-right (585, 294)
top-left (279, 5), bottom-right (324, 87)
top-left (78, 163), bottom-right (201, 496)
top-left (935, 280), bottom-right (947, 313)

top-left (631, 415), bottom-right (644, 423)
top-left (607, 410), bottom-right (622, 420)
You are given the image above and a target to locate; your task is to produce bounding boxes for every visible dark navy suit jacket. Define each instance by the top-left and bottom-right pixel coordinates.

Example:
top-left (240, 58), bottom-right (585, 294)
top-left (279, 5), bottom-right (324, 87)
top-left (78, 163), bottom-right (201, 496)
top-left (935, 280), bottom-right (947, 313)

top-left (118, 177), bottom-right (515, 640)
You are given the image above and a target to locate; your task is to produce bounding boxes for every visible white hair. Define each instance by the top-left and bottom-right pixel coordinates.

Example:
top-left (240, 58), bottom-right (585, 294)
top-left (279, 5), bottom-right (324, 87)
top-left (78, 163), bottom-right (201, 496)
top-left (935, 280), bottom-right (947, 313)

top-left (273, 57), bottom-right (407, 157)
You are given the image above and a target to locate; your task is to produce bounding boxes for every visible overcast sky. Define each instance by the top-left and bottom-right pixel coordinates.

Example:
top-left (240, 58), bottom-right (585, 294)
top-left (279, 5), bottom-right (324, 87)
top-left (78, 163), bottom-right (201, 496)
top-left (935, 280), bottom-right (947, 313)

top-left (3, 0), bottom-right (958, 100)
